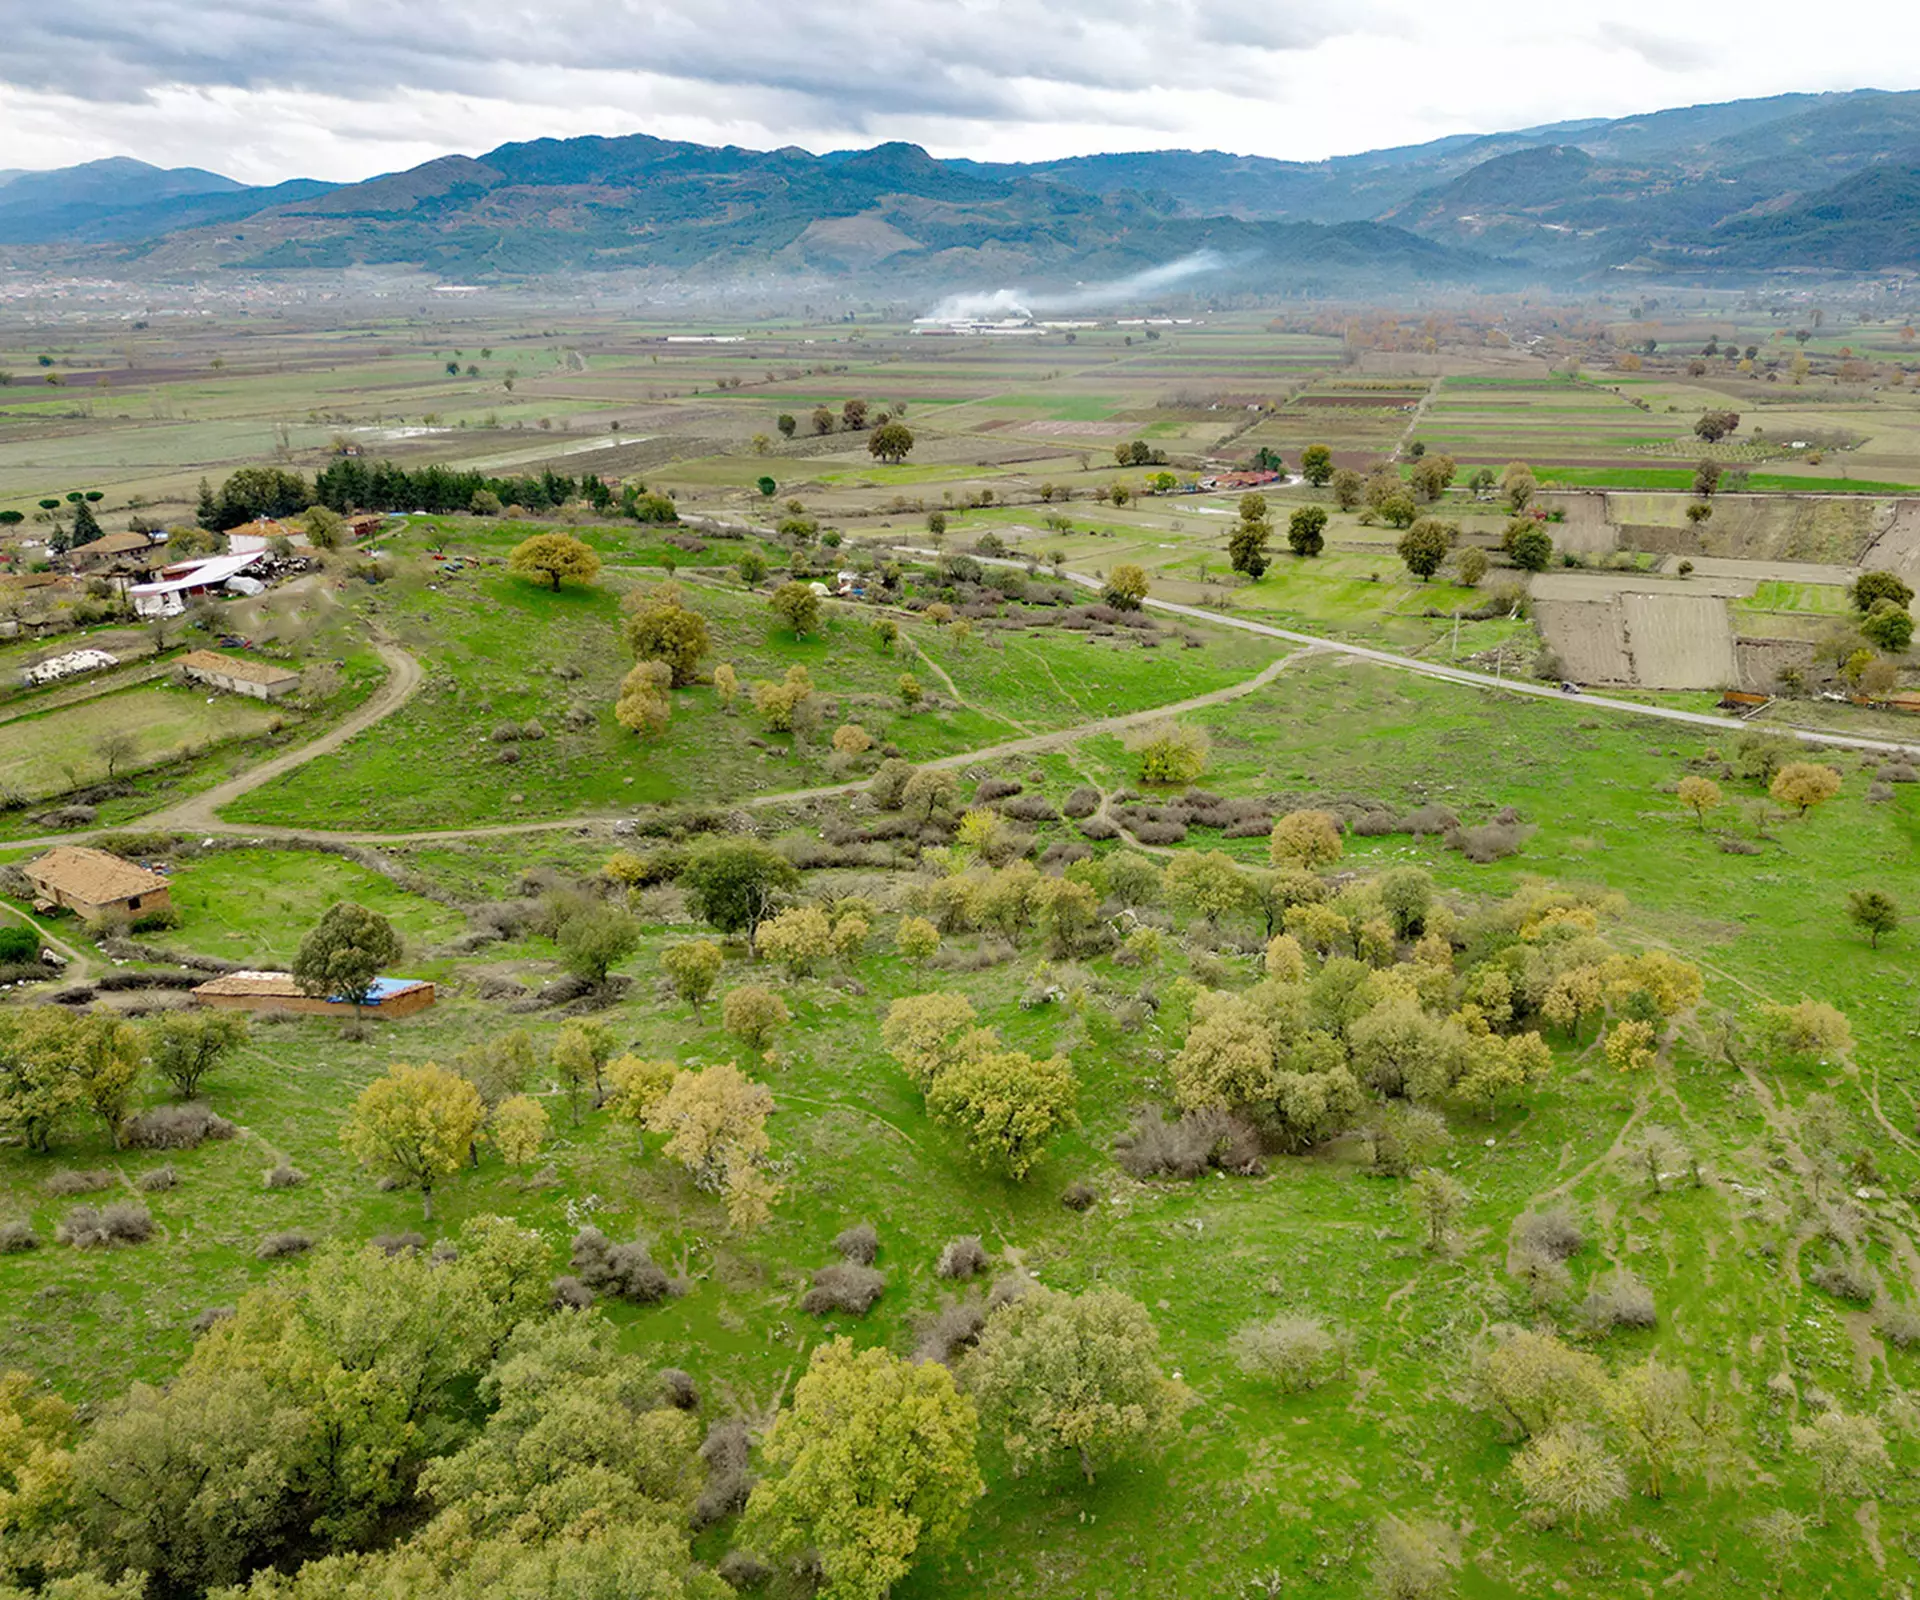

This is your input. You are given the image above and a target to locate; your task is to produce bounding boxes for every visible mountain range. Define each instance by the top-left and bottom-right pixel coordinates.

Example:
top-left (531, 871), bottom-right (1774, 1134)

top-left (4, 88), bottom-right (1919, 290)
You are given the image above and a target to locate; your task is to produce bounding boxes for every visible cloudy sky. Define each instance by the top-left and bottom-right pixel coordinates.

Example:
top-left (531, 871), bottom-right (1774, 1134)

top-left (2, 0), bottom-right (1912, 184)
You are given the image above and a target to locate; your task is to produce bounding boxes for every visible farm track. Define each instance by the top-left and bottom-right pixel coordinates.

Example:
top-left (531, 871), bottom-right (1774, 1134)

top-left (9, 549), bottom-right (1918, 857)
top-left (889, 548), bottom-right (1920, 761)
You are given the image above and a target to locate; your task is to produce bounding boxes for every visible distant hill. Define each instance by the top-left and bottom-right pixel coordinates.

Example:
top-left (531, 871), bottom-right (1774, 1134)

top-left (0, 158), bottom-right (335, 245)
top-left (1689, 161), bottom-right (1920, 269)
top-left (8, 87), bottom-right (1920, 287)
top-left (113, 135), bottom-right (1494, 291)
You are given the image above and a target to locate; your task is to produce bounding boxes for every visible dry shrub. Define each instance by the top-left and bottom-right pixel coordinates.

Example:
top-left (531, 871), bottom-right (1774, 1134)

top-left (1000, 792), bottom-right (1060, 823)
top-left (1062, 785), bottom-right (1101, 819)
top-left (256, 1231), bottom-right (313, 1260)
top-left (658, 1368), bottom-right (700, 1410)
top-left (833, 1222), bottom-right (879, 1265)
top-left (43, 1168), bottom-right (114, 1197)
top-left (1447, 820), bottom-right (1530, 863)
top-left (1579, 1269), bottom-right (1657, 1334)
top-left (571, 1226), bottom-right (672, 1303)
top-left (801, 1262), bottom-right (886, 1316)
top-left (1130, 818), bottom-right (1188, 845)
top-left (1114, 1104), bottom-right (1264, 1179)
top-left (718, 1550), bottom-right (772, 1591)
top-left (694, 1418), bottom-right (756, 1529)
top-left (988, 1270), bottom-right (1035, 1310)
top-left (1508, 1246), bottom-right (1573, 1310)
top-left (1718, 835), bottom-right (1763, 855)
top-left (1403, 804), bottom-right (1461, 836)
top-left (1230, 1315), bottom-right (1344, 1392)
top-left (123, 1104), bottom-right (237, 1150)
top-left (936, 1234), bottom-right (990, 1280)
top-left (1876, 1303), bottom-right (1920, 1349)
top-left (1512, 1208), bottom-right (1585, 1262)
top-left (135, 1165), bottom-right (179, 1193)
top-left (56, 1201), bottom-right (153, 1248)
top-left (974, 777), bottom-right (1023, 803)
top-left (1878, 762), bottom-right (1918, 783)
top-left (1810, 1258), bottom-right (1879, 1305)
top-left (1077, 815), bottom-right (1120, 841)
top-left (1347, 809), bottom-right (1404, 838)
top-left (190, 1305), bottom-right (234, 1335)
top-left (1038, 840), bottom-right (1092, 870)
top-left (0, 1221), bottom-right (39, 1253)
top-left (1060, 1180), bottom-right (1099, 1211)
top-left (264, 1163), bottom-right (308, 1190)
top-left (551, 1276), bottom-right (595, 1310)
top-left (913, 1296), bottom-right (989, 1365)
top-left (372, 1232), bottom-right (427, 1255)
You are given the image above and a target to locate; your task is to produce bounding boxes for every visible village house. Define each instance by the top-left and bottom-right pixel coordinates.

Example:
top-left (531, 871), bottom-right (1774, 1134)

top-left (23, 846), bottom-right (172, 922)
top-left (226, 517), bottom-right (311, 556)
top-left (178, 648), bottom-right (303, 700)
top-left (190, 972), bottom-right (436, 1017)
top-left (68, 530), bottom-right (158, 572)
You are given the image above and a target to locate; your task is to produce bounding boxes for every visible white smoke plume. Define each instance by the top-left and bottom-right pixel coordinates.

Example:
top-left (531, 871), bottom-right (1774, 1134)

top-left (921, 249), bottom-right (1226, 321)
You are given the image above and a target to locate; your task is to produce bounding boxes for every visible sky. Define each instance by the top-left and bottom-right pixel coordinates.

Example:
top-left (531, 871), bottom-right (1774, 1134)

top-left (0, 0), bottom-right (1913, 185)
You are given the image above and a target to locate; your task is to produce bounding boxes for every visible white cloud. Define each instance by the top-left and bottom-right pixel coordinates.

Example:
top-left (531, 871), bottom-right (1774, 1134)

top-left (0, 0), bottom-right (1908, 183)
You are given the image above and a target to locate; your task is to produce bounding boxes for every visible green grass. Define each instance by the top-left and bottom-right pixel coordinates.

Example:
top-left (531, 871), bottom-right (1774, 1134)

top-left (159, 845), bottom-right (467, 968)
top-left (221, 562), bottom-right (1275, 831)
top-left (5, 656), bottom-right (1917, 1597)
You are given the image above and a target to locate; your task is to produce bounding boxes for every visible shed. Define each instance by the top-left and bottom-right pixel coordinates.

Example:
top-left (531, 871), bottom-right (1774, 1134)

top-left (190, 972), bottom-right (436, 1018)
top-left (23, 846), bottom-right (172, 922)
top-left (128, 551), bottom-right (265, 618)
top-left (178, 649), bottom-right (302, 699)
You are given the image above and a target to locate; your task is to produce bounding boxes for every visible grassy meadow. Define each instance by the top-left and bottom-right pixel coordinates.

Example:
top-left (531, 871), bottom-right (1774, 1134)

top-left (4, 655), bottom-right (1918, 1597)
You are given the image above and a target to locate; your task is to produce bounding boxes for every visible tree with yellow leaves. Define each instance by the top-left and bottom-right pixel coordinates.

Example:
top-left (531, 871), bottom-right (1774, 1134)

top-left (1269, 808), bottom-right (1343, 868)
top-left (646, 1062), bottom-right (780, 1229)
top-left (1769, 761), bottom-right (1841, 818)
top-left (881, 992), bottom-right (980, 1086)
top-left (341, 1062), bottom-right (485, 1219)
top-left (488, 1094), bottom-right (549, 1166)
top-left (659, 937), bottom-right (724, 1012)
top-left (1676, 774), bottom-right (1722, 829)
top-left (603, 1055), bottom-right (676, 1146)
top-left (757, 905), bottom-right (834, 979)
top-left (1604, 1019), bottom-right (1658, 1073)
top-left (926, 1046), bottom-right (1078, 1179)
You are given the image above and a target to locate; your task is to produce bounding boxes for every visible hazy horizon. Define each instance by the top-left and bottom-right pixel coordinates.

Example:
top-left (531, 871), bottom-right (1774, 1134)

top-left (2, 0), bottom-right (1915, 187)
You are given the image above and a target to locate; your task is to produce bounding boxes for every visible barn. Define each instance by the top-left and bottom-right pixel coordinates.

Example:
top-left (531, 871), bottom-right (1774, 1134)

top-left (178, 649), bottom-right (303, 700)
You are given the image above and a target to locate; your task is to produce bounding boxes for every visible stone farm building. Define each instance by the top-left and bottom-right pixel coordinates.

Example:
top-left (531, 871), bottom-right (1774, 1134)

top-left (69, 531), bottom-right (157, 572)
top-left (23, 846), bottom-right (172, 922)
top-left (179, 649), bottom-right (302, 700)
top-left (190, 972), bottom-right (437, 1018)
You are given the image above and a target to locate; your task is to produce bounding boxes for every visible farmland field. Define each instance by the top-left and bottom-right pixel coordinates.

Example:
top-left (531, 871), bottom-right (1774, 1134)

top-left (0, 683), bottom-right (282, 800)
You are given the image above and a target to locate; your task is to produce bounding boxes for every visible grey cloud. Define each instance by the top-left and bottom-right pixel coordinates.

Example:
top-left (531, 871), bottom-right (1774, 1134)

top-left (1596, 22), bottom-right (1712, 72)
top-left (0, 0), bottom-right (1364, 127)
